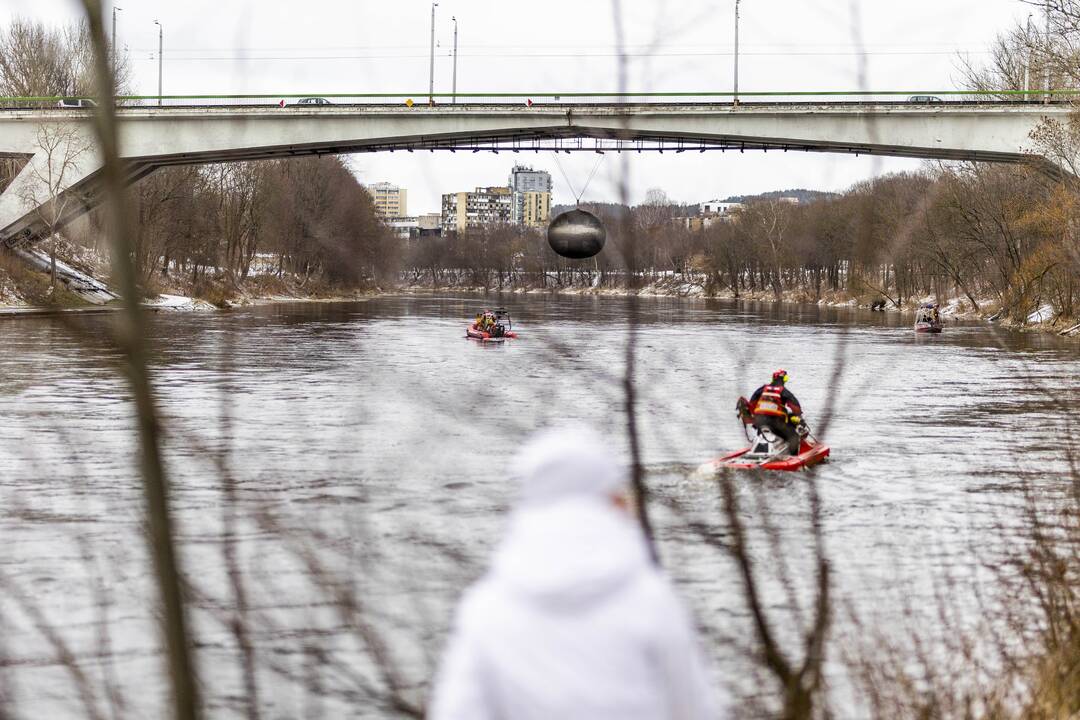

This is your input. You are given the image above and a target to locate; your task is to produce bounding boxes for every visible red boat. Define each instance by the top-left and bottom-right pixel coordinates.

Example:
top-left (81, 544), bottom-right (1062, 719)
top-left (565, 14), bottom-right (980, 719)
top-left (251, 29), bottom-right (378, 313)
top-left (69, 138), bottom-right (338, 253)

top-left (706, 433), bottom-right (830, 471)
top-left (703, 396), bottom-right (830, 471)
top-left (914, 303), bottom-right (943, 333)
top-left (466, 324), bottom-right (518, 342)
top-left (466, 308), bottom-right (518, 342)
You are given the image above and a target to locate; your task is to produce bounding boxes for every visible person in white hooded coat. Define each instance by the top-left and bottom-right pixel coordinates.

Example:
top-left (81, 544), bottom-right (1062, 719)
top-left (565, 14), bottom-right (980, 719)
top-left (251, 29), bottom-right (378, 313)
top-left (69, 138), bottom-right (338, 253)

top-left (429, 424), bottom-right (717, 720)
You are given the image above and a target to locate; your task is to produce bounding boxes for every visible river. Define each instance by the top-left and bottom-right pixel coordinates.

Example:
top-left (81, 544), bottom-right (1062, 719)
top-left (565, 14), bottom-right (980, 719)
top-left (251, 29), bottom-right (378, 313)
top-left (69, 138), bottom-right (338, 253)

top-left (1, 294), bottom-right (1077, 717)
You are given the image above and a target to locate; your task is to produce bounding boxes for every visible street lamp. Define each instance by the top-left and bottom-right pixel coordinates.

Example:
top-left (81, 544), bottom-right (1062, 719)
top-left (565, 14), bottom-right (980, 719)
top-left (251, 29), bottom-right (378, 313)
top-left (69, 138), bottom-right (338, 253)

top-left (154, 20), bottom-right (163, 106)
top-left (451, 16), bottom-right (458, 104)
top-left (733, 0), bottom-right (740, 106)
top-left (428, 2), bottom-right (439, 105)
top-left (1024, 13), bottom-right (1033, 98)
top-left (1044, 0), bottom-right (1051, 104)
top-left (111, 5), bottom-right (122, 82)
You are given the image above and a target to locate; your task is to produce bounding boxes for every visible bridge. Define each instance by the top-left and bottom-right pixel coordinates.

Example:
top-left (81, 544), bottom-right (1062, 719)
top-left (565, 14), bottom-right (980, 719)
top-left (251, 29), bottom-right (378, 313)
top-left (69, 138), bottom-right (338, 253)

top-left (0, 93), bottom-right (1073, 249)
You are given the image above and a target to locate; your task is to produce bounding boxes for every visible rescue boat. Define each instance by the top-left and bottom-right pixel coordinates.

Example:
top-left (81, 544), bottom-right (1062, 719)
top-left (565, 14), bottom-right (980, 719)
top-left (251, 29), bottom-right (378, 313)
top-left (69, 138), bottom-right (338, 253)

top-left (705, 429), bottom-right (830, 472)
top-left (466, 308), bottom-right (518, 342)
top-left (704, 395), bottom-right (830, 471)
top-left (466, 324), bottom-right (517, 342)
top-left (914, 303), bottom-right (943, 333)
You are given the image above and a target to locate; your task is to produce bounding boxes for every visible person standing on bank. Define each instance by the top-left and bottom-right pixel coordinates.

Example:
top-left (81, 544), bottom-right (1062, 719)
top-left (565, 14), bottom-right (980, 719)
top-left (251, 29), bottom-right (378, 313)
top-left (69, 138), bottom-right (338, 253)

top-left (428, 423), bottom-right (717, 720)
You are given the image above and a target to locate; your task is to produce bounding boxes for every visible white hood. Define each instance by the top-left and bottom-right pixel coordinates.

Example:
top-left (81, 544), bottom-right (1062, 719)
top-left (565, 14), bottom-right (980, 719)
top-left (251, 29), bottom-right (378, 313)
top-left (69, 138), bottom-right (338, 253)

top-left (511, 423), bottom-right (627, 507)
top-left (491, 497), bottom-right (650, 610)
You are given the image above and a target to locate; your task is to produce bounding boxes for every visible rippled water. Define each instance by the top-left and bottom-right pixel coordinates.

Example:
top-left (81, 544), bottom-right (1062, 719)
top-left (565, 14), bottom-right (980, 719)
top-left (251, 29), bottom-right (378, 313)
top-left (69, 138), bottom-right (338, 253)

top-left (0, 294), bottom-right (1076, 717)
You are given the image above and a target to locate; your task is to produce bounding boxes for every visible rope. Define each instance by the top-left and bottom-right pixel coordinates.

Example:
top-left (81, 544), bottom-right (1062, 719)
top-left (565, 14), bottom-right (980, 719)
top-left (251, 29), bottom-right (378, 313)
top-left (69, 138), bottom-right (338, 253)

top-left (550, 152), bottom-right (579, 202)
top-left (551, 151), bottom-right (605, 205)
top-left (579, 154), bottom-right (605, 202)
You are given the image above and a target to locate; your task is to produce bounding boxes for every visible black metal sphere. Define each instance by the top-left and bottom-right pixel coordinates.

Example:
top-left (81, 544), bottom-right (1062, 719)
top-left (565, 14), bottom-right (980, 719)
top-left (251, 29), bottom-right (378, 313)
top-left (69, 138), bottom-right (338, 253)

top-left (547, 209), bottom-right (606, 259)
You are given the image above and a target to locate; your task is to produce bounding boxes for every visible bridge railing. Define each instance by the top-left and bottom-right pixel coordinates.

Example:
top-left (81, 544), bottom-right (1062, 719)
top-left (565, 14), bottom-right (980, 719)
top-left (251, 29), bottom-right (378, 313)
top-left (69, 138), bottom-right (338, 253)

top-left (2, 89), bottom-right (1080, 109)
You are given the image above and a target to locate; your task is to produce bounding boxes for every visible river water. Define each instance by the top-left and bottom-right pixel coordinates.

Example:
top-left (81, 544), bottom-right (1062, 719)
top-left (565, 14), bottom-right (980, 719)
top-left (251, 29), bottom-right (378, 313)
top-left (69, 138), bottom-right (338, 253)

top-left (0, 294), bottom-right (1077, 717)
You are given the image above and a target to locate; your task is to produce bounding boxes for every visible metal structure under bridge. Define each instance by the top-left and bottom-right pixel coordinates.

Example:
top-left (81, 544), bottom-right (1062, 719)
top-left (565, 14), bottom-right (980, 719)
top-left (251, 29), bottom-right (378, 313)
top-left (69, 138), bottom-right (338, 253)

top-left (0, 90), bottom-right (1076, 249)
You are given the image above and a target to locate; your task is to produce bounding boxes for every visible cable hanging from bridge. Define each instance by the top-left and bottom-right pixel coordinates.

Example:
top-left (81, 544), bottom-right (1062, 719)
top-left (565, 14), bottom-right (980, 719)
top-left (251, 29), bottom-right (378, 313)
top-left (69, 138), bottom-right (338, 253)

top-left (551, 151), bottom-right (605, 205)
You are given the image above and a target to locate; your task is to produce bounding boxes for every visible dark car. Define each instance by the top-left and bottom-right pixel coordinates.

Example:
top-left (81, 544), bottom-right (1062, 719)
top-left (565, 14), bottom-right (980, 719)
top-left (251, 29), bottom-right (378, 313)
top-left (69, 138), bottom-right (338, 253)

top-left (907, 95), bottom-right (943, 103)
top-left (294, 97), bottom-right (332, 106)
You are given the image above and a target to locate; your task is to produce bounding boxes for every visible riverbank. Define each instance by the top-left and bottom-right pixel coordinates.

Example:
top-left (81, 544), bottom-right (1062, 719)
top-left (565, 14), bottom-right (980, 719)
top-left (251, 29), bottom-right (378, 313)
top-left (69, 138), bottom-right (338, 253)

top-left (399, 275), bottom-right (1080, 337)
top-left (0, 245), bottom-right (384, 315)
top-left (3, 254), bottom-right (1076, 337)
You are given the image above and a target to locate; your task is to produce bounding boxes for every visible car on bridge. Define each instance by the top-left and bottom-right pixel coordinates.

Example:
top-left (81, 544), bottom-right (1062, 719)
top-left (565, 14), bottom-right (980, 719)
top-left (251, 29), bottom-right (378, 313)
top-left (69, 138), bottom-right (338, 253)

top-left (907, 95), bottom-right (943, 103)
top-left (57, 98), bottom-right (97, 109)
top-left (293, 97), bottom-right (332, 106)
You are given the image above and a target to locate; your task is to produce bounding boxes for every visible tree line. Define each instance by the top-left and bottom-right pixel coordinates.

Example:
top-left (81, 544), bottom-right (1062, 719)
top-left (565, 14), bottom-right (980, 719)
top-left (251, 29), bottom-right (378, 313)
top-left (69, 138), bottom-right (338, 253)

top-left (111, 159), bottom-right (398, 294)
top-left (403, 163), bottom-right (1077, 325)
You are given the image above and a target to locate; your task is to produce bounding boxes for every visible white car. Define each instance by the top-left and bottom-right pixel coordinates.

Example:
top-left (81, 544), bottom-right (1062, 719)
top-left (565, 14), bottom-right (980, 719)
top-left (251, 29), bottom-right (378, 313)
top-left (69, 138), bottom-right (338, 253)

top-left (57, 98), bottom-right (97, 108)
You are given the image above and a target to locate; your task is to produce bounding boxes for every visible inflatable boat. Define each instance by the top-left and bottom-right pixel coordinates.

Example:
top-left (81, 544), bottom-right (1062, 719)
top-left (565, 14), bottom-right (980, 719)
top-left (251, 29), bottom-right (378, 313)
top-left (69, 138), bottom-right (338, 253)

top-left (466, 324), bottom-right (518, 342)
top-left (466, 308), bottom-right (518, 342)
top-left (914, 303), bottom-right (943, 333)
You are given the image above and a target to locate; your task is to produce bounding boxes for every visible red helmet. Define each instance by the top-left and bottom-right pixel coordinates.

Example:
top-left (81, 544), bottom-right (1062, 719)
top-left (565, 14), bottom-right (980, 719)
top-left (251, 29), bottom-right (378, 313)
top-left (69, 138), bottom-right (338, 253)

top-left (772, 369), bottom-right (790, 384)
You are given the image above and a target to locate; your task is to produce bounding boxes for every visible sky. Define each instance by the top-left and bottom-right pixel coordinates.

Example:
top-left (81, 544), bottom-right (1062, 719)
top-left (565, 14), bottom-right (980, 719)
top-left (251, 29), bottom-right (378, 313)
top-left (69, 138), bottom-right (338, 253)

top-left (3, 0), bottom-right (1038, 214)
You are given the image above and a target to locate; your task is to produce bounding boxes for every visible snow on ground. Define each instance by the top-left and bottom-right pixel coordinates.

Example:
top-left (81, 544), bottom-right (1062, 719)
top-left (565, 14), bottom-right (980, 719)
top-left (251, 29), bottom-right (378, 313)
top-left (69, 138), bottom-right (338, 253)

top-left (1027, 303), bottom-right (1056, 324)
top-left (143, 294), bottom-right (215, 311)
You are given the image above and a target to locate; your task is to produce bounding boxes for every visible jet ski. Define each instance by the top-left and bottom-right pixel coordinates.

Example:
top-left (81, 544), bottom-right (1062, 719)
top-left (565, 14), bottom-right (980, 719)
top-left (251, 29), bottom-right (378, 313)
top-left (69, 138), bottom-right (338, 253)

top-left (702, 396), bottom-right (830, 472)
top-left (705, 426), bottom-right (830, 471)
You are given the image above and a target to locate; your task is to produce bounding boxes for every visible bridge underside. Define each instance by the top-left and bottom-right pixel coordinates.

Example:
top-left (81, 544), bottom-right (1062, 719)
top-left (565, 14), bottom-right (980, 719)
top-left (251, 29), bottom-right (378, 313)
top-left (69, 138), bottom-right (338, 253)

top-left (0, 103), bottom-right (1068, 247)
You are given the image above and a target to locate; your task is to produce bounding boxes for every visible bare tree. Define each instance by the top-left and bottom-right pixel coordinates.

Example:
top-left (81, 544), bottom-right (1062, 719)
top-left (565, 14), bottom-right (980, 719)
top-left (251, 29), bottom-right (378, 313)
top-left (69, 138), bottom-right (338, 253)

top-left (0, 18), bottom-right (131, 100)
top-left (16, 122), bottom-right (90, 291)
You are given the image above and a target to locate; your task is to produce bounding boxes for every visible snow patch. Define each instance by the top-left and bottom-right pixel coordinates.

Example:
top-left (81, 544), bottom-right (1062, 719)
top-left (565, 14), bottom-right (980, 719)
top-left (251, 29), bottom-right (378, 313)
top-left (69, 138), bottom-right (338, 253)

top-left (144, 294), bottom-right (215, 311)
top-left (1027, 304), bottom-right (1055, 324)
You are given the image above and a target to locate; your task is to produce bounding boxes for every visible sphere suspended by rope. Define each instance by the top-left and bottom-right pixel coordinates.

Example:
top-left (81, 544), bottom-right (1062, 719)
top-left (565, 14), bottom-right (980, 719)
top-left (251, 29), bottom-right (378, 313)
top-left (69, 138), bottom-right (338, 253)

top-left (547, 209), bottom-right (606, 259)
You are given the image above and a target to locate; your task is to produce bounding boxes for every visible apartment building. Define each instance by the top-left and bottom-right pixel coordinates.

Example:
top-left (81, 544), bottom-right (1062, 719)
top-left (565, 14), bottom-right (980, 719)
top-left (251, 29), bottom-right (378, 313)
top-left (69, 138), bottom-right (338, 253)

top-left (441, 186), bottom-right (513, 234)
top-left (520, 190), bottom-right (552, 228)
top-left (508, 165), bottom-right (553, 225)
top-left (368, 182), bottom-right (408, 218)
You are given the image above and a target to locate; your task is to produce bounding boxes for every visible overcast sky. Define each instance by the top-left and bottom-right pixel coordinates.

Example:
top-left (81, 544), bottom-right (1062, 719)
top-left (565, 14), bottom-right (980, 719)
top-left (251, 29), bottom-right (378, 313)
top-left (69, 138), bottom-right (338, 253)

top-left (5, 0), bottom-right (1036, 213)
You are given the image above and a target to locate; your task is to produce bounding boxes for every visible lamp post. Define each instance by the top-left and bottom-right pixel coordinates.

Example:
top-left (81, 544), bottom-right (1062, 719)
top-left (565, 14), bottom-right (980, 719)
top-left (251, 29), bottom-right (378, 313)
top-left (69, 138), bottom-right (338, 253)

top-left (111, 5), bottom-right (122, 82)
top-left (154, 20), bottom-right (163, 106)
top-left (1024, 13), bottom-right (1033, 99)
top-left (1044, 0), bottom-right (1051, 104)
top-left (733, 0), bottom-right (740, 106)
top-left (451, 16), bottom-right (458, 104)
top-left (428, 2), bottom-right (439, 105)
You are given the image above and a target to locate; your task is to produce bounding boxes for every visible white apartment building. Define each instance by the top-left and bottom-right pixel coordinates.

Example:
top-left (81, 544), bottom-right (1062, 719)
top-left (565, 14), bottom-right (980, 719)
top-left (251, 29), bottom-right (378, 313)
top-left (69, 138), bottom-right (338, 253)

top-left (441, 186), bottom-right (514, 234)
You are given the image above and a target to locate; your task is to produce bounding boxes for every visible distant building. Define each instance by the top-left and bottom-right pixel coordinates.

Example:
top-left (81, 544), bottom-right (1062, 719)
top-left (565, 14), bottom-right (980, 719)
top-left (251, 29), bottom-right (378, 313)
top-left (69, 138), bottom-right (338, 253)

top-left (386, 216), bottom-right (418, 239)
top-left (509, 165), bottom-right (553, 225)
top-left (673, 216), bottom-right (722, 232)
top-left (699, 200), bottom-right (744, 219)
top-left (417, 213), bottom-right (442, 237)
top-left (368, 182), bottom-right (408, 219)
top-left (441, 186), bottom-right (513, 234)
top-left (385, 212), bottom-right (444, 240)
top-left (520, 190), bottom-right (551, 228)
